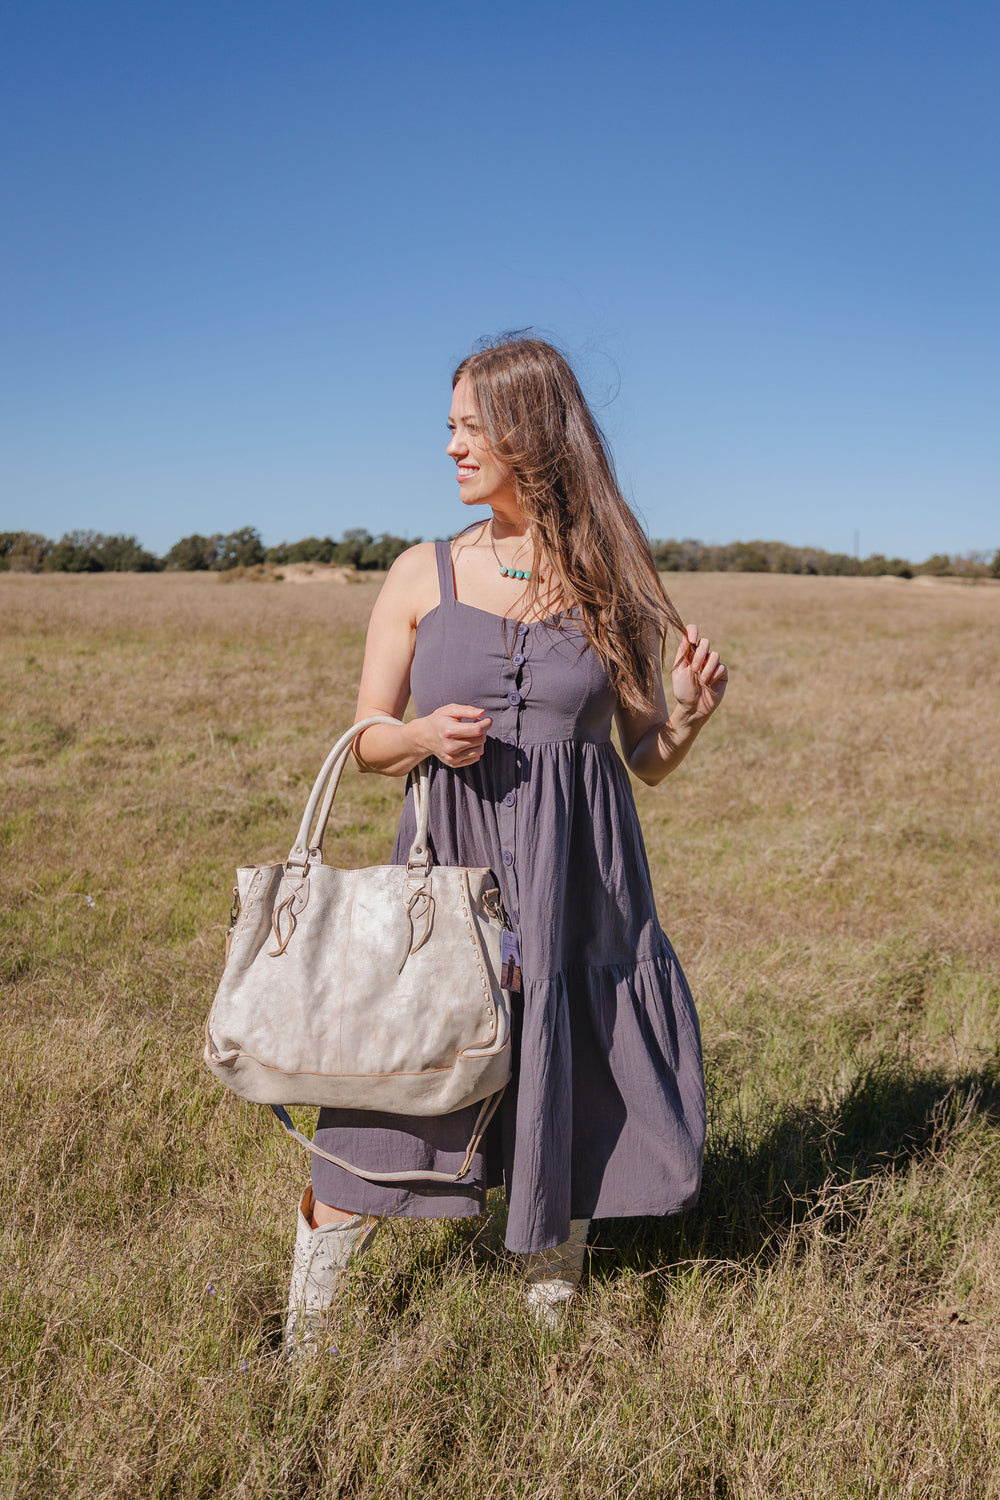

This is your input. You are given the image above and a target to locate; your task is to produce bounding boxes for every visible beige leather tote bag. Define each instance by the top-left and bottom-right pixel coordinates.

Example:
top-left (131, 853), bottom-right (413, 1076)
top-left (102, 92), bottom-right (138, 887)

top-left (204, 716), bottom-right (511, 1183)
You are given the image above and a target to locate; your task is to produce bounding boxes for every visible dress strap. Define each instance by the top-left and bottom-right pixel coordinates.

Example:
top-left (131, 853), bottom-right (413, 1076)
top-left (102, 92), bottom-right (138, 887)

top-left (434, 538), bottom-right (457, 607)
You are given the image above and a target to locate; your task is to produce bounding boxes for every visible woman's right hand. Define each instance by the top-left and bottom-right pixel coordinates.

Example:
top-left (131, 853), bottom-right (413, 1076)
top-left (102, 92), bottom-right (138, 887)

top-left (409, 705), bottom-right (492, 768)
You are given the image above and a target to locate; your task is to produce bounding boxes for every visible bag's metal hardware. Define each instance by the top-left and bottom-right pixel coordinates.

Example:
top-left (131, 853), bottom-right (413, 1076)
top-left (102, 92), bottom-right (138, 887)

top-left (285, 843), bottom-right (310, 878)
top-left (224, 886), bottom-right (242, 965)
top-left (481, 886), bottom-right (506, 927)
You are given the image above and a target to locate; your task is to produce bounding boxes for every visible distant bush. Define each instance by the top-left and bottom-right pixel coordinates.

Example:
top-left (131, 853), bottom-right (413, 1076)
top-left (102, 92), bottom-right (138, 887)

top-left (216, 563), bottom-right (271, 583)
top-left (42, 531), bottom-right (162, 573)
top-left (650, 538), bottom-right (872, 575)
top-left (649, 539), bottom-right (706, 572)
top-left (949, 551), bottom-right (993, 579)
top-left (216, 526), bottom-right (266, 570)
top-left (164, 533), bottom-right (223, 571)
top-left (0, 532), bottom-right (51, 572)
top-left (265, 536), bottom-right (339, 566)
top-left (859, 553), bottom-right (913, 579)
top-left (265, 529), bottom-right (417, 571)
top-left (643, 539), bottom-right (1000, 580)
top-left (918, 552), bottom-right (951, 577)
top-left (651, 539), bottom-right (878, 575)
top-left (911, 551), bottom-right (994, 580)
top-left (359, 532), bottom-right (418, 570)
top-left (165, 528), bottom-right (265, 571)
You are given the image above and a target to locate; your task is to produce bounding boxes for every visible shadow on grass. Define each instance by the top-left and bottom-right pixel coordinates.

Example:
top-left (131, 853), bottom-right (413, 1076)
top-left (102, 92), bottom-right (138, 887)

top-left (282, 1053), bottom-right (1000, 1333)
top-left (590, 1052), bottom-right (1000, 1279)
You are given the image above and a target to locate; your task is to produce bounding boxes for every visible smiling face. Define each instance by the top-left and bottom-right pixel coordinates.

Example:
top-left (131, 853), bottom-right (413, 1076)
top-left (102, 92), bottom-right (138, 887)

top-left (446, 374), bottom-right (519, 514)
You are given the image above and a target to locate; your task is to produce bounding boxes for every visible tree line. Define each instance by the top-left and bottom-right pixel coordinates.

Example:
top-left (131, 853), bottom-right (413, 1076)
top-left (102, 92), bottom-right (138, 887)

top-left (650, 539), bottom-right (1000, 578)
top-left (2, 527), bottom-right (998, 579)
top-left (0, 527), bottom-right (418, 574)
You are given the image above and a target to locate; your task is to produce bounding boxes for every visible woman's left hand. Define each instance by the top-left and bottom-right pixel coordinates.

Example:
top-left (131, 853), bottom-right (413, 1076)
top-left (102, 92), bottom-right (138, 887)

top-left (671, 623), bottom-right (728, 720)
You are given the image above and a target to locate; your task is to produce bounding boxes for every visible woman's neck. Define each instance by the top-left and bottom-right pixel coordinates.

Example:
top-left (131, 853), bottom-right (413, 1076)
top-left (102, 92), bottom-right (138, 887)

top-left (487, 507), bottom-right (530, 541)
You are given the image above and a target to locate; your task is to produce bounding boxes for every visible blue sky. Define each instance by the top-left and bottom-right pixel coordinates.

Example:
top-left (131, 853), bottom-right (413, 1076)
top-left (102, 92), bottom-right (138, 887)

top-left (2, 0), bottom-right (997, 561)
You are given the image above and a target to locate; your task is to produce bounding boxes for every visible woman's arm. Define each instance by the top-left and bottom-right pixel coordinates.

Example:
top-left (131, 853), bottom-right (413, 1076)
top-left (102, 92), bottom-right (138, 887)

top-left (615, 624), bottom-right (728, 787)
top-left (349, 543), bottom-right (493, 775)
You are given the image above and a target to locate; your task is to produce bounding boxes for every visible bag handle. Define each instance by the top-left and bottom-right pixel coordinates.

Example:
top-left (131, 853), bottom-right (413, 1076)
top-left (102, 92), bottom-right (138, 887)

top-left (269, 1090), bottom-right (505, 1184)
top-left (285, 716), bottom-right (430, 876)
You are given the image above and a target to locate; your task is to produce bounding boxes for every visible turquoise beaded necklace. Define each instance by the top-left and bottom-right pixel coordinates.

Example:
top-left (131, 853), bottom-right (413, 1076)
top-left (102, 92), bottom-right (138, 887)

top-left (489, 518), bottom-right (534, 581)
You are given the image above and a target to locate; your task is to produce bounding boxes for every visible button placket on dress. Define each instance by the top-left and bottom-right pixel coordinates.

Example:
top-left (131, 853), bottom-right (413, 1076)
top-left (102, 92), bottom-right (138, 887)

top-left (496, 620), bottom-right (530, 926)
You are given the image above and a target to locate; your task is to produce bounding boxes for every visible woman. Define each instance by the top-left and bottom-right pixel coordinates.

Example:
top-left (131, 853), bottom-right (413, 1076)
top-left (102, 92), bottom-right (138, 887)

top-left (286, 335), bottom-right (727, 1345)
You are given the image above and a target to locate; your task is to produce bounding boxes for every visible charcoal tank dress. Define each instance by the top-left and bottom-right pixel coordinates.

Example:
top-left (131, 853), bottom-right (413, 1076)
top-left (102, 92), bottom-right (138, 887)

top-left (311, 539), bottom-right (706, 1254)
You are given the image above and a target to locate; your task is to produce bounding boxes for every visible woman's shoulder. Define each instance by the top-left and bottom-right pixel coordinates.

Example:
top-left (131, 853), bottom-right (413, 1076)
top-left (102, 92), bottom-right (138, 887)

top-left (378, 541), bottom-right (442, 624)
top-left (386, 540), bottom-right (439, 582)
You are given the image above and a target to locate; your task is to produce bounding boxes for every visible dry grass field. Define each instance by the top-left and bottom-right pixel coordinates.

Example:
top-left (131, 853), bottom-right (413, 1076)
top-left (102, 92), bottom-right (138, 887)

top-left (1, 569), bottom-right (999, 1499)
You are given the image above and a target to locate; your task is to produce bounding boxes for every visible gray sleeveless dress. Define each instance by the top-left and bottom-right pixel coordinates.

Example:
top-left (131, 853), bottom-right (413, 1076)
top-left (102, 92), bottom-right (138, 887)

top-left (312, 540), bottom-right (706, 1254)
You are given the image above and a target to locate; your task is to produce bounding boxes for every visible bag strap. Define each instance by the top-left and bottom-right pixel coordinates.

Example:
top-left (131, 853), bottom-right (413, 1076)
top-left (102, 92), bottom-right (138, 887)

top-left (286, 716), bottom-right (431, 876)
top-left (269, 1090), bottom-right (505, 1184)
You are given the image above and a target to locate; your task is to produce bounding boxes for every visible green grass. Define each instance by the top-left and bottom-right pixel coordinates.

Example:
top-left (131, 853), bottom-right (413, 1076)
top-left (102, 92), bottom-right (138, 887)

top-left (1, 569), bottom-right (999, 1498)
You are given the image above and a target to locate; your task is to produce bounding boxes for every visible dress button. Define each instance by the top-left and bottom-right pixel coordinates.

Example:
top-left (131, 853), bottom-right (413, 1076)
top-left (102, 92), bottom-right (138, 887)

top-left (511, 653), bottom-right (526, 667)
top-left (502, 849), bottom-right (514, 867)
top-left (502, 735), bottom-right (516, 748)
top-left (503, 791), bottom-right (516, 807)
top-left (510, 909), bottom-right (519, 924)
top-left (507, 691), bottom-right (521, 706)
top-left (516, 623), bottom-right (529, 637)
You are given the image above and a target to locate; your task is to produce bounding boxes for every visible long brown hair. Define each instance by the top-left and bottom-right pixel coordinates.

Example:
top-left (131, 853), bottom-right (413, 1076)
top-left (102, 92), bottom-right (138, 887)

top-left (453, 334), bottom-right (684, 712)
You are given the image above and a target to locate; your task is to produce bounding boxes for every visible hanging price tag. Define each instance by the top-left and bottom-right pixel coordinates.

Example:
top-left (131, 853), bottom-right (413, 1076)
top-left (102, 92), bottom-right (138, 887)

top-left (500, 929), bottom-right (522, 993)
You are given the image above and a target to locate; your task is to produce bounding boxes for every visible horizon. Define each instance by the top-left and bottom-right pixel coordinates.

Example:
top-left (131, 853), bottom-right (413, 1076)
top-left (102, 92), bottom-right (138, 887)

top-left (4, 522), bottom-right (991, 574)
top-left (2, 519), bottom-right (993, 565)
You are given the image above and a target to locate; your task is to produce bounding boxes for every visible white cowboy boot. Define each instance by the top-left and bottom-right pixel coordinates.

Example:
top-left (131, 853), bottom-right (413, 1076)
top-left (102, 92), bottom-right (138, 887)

top-left (284, 1185), bottom-right (378, 1355)
top-left (523, 1218), bottom-right (590, 1327)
